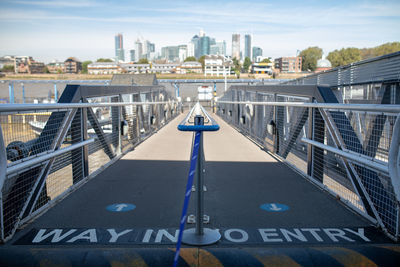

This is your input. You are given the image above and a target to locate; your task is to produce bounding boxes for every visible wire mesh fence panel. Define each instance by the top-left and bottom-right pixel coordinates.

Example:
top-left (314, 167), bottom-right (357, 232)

top-left (0, 91), bottom-right (181, 242)
top-left (216, 84), bottom-right (400, 239)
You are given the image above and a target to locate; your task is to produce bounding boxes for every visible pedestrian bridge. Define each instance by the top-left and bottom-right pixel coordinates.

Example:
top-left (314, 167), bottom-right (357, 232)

top-left (1, 53), bottom-right (400, 266)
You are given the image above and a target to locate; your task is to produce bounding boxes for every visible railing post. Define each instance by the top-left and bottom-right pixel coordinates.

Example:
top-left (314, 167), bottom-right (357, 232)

top-left (82, 107), bottom-right (89, 178)
top-left (195, 115), bottom-right (205, 236)
top-left (21, 83), bottom-right (25, 104)
top-left (307, 107), bottom-right (314, 177)
top-left (0, 123), bottom-right (7, 242)
top-left (8, 82), bottom-right (14, 104)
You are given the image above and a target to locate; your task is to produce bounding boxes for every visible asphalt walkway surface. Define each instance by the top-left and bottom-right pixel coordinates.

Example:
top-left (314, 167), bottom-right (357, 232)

top-left (1, 112), bottom-right (399, 266)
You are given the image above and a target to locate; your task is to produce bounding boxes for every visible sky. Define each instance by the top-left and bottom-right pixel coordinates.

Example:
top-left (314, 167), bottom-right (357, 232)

top-left (0, 0), bottom-right (399, 63)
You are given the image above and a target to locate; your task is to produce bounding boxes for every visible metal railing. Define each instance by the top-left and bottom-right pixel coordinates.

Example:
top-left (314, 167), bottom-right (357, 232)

top-left (216, 86), bottom-right (400, 240)
top-left (284, 51), bottom-right (400, 87)
top-left (0, 96), bottom-right (181, 242)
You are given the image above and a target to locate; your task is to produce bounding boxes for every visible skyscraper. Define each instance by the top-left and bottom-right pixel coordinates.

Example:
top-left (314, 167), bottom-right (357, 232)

top-left (244, 34), bottom-right (252, 59)
top-left (232, 34), bottom-right (240, 60)
top-left (135, 39), bottom-right (143, 61)
top-left (130, 50), bottom-right (135, 62)
top-left (115, 33), bottom-right (125, 62)
top-left (252, 47), bottom-right (263, 62)
top-left (210, 41), bottom-right (226, 56)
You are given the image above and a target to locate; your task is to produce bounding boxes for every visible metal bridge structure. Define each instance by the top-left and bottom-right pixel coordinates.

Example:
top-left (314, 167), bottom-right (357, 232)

top-left (0, 52), bottom-right (400, 266)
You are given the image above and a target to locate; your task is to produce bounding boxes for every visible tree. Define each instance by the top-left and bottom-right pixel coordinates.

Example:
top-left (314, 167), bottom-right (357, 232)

top-left (198, 55), bottom-right (206, 70)
top-left (96, 58), bottom-right (113, 62)
top-left (299, 47), bottom-right (323, 71)
top-left (261, 58), bottom-right (271, 63)
top-left (327, 48), bottom-right (361, 67)
top-left (1, 65), bottom-right (14, 73)
top-left (44, 66), bottom-right (50, 73)
top-left (184, 56), bottom-right (196, 62)
top-left (360, 42), bottom-right (400, 59)
top-left (138, 58), bottom-right (149, 64)
top-left (81, 60), bottom-right (92, 74)
top-left (243, 57), bottom-right (252, 73)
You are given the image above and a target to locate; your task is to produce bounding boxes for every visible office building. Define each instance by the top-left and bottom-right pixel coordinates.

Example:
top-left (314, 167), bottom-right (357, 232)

top-left (115, 33), bottom-right (125, 62)
top-left (161, 46), bottom-right (180, 62)
top-left (232, 34), bottom-right (240, 60)
top-left (244, 34), bottom-right (252, 59)
top-left (130, 50), bottom-right (135, 62)
top-left (252, 47), bottom-right (263, 62)
top-left (135, 39), bottom-right (143, 61)
top-left (274, 57), bottom-right (302, 73)
top-left (178, 45), bottom-right (187, 62)
top-left (210, 41), bottom-right (226, 56)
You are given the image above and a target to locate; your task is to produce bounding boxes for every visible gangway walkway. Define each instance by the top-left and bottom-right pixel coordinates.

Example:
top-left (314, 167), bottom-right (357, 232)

top-left (1, 111), bottom-right (399, 266)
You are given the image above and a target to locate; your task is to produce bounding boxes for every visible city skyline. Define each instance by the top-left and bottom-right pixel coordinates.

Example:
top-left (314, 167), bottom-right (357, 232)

top-left (0, 0), bottom-right (399, 63)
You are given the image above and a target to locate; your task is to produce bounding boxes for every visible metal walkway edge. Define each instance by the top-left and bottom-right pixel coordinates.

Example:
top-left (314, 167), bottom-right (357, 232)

top-left (1, 112), bottom-right (399, 266)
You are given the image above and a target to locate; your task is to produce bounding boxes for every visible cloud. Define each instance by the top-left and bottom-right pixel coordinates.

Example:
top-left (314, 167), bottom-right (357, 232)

top-left (11, 0), bottom-right (99, 8)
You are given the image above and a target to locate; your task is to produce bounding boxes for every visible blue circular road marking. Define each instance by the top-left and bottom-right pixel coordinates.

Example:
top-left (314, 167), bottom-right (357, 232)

top-left (106, 203), bottom-right (136, 212)
top-left (260, 203), bottom-right (289, 212)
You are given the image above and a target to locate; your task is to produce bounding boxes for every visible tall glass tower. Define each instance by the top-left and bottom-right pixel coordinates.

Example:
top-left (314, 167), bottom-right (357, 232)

top-left (244, 34), bottom-right (252, 60)
top-left (115, 33), bottom-right (125, 62)
top-left (232, 34), bottom-right (240, 60)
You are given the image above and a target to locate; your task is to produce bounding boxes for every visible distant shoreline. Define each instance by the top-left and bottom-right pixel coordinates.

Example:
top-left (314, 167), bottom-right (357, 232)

top-left (0, 73), bottom-right (307, 81)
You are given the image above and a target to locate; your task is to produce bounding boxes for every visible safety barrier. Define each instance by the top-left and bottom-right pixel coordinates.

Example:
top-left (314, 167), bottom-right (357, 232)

top-left (0, 85), bottom-right (181, 243)
top-left (216, 85), bottom-right (400, 241)
top-left (174, 103), bottom-right (220, 267)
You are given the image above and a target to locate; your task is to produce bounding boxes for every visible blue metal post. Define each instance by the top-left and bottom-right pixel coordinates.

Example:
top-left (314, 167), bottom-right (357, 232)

top-left (8, 82), bottom-right (14, 104)
top-left (21, 83), bottom-right (25, 104)
top-left (174, 83), bottom-right (180, 98)
top-left (54, 83), bottom-right (58, 102)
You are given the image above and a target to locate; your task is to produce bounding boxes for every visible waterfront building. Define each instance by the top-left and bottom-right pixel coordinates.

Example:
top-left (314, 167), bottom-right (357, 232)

top-left (274, 56), bottom-right (302, 73)
top-left (232, 34), bottom-right (240, 60)
top-left (204, 55), bottom-right (233, 77)
top-left (120, 63), bottom-right (150, 74)
top-left (64, 57), bottom-right (82, 74)
top-left (88, 62), bottom-right (120, 74)
top-left (47, 61), bottom-right (64, 73)
top-left (115, 33), bottom-right (125, 62)
top-left (176, 61), bottom-right (203, 74)
top-left (151, 63), bottom-right (179, 73)
top-left (14, 56), bottom-right (45, 74)
top-left (251, 62), bottom-right (273, 74)
top-left (315, 58), bottom-right (332, 73)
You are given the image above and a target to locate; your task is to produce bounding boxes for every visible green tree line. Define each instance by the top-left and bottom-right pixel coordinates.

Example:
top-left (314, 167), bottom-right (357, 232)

top-left (300, 42), bottom-right (400, 71)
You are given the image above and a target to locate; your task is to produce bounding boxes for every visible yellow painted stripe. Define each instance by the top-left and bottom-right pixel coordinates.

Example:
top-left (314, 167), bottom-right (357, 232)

top-left (110, 251), bottom-right (147, 267)
top-left (252, 253), bottom-right (300, 267)
top-left (316, 247), bottom-right (377, 267)
top-left (198, 249), bottom-right (224, 267)
top-left (169, 248), bottom-right (198, 267)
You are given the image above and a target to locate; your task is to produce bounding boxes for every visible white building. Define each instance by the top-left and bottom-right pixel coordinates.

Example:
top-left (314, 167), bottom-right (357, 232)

top-left (204, 55), bottom-right (233, 77)
top-left (187, 42), bottom-right (195, 58)
top-left (88, 62), bottom-right (120, 74)
top-left (120, 63), bottom-right (150, 73)
top-left (176, 61), bottom-right (202, 74)
top-left (179, 46), bottom-right (187, 62)
top-left (151, 63), bottom-right (179, 73)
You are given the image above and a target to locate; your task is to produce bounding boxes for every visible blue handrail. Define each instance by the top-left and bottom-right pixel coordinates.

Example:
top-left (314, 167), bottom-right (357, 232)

top-left (177, 103), bottom-right (220, 132)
